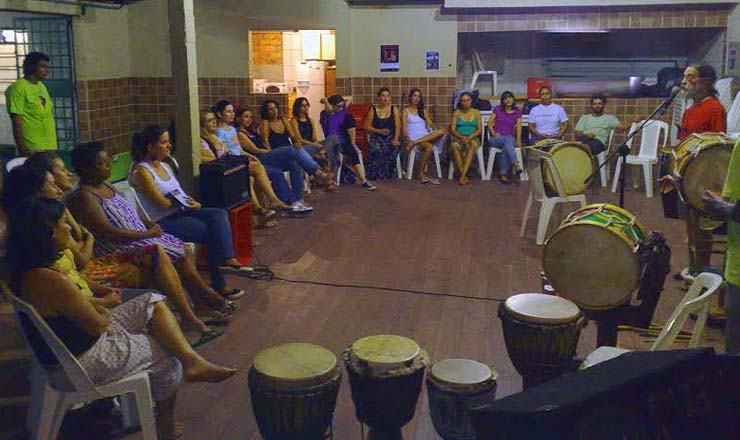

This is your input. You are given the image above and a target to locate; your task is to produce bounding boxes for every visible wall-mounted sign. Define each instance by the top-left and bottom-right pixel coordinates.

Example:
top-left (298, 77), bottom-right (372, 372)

top-left (380, 45), bottom-right (399, 72)
top-left (426, 50), bottom-right (440, 71)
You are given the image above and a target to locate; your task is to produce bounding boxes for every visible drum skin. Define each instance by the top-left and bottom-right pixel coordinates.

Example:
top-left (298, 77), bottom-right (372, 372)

top-left (426, 359), bottom-right (498, 440)
top-left (542, 204), bottom-right (646, 310)
top-left (248, 343), bottom-right (342, 440)
top-left (498, 301), bottom-right (585, 388)
top-left (672, 133), bottom-right (733, 219)
top-left (534, 140), bottom-right (595, 195)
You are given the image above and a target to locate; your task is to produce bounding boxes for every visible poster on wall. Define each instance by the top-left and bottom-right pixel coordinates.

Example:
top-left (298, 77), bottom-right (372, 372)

top-left (728, 42), bottom-right (740, 77)
top-left (380, 45), bottom-right (400, 72)
top-left (426, 51), bottom-right (440, 71)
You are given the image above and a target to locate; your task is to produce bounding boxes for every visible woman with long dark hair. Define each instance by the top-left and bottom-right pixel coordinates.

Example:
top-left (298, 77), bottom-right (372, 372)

top-left (486, 90), bottom-right (523, 183)
top-left (129, 126), bottom-right (250, 298)
top-left (402, 88), bottom-right (444, 184)
top-left (449, 92), bottom-right (482, 185)
top-left (289, 97), bottom-right (337, 190)
top-left (5, 197), bottom-right (236, 439)
top-left (364, 87), bottom-right (401, 180)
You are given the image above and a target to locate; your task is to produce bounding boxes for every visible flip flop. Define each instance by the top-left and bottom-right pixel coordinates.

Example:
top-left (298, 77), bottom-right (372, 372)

top-left (199, 309), bottom-right (232, 325)
top-left (190, 329), bottom-right (225, 348)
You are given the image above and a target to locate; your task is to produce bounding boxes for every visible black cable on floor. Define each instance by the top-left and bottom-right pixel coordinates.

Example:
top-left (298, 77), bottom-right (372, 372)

top-left (237, 249), bottom-right (507, 303)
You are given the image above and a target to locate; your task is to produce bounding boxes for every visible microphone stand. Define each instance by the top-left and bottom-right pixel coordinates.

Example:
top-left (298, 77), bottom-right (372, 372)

top-left (585, 92), bottom-right (677, 208)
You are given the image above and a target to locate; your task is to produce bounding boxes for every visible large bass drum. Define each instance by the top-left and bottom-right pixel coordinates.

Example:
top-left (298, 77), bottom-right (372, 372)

top-left (671, 132), bottom-right (734, 222)
top-left (542, 203), bottom-right (647, 310)
top-left (532, 139), bottom-right (595, 195)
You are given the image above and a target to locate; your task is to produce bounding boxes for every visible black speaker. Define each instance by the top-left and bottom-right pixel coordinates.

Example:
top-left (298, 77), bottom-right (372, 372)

top-left (471, 349), bottom-right (740, 440)
top-left (199, 155), bottom-right (250, 209)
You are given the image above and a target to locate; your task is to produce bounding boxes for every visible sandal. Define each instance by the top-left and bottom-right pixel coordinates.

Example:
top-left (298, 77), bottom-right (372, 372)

top-left (420, 178), bottom-right (441, 185)
top-left (256, 219), bottom-right (278, 229)
top-left (188, 329), bottom-right (225, 348)
top-left (257, 208), bottom-right (277, 221)
top-left (198, 309), bottom-right (232, 325)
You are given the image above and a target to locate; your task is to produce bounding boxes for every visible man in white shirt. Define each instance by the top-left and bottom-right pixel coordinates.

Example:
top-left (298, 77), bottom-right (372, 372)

top-left (528, 86), bottom-right (568, 145)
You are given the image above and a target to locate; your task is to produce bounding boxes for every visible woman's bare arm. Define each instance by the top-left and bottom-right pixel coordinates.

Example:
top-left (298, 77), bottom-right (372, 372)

top-left (130, 166), bottom-right (173, 210)
top-left (67, 190), bottom-right (156, 243)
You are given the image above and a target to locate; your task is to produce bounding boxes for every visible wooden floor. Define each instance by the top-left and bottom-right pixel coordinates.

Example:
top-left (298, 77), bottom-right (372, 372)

top-left (1, 173), bottom-right (725, 439)
top-left (167, 175), bottom-right (722, 440)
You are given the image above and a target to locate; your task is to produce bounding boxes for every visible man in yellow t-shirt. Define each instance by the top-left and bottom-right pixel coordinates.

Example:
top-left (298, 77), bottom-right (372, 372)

top-left (703, 139), bottom-right (739, 354)
top-left (5, 52), bottom-right (57, 155)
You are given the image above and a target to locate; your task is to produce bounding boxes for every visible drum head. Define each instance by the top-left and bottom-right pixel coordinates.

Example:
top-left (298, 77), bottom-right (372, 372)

top-left (430, 359), bottom-right (495, 388)
top-left (543, 224), bottom-right (639, 309)
top-left (253, 343), bottom-right (338, 389)
top-left (351, 335), bottom-right (421, 368)
top-left (503, 293), bottom-right (581, 324)
top-left (678, 143), bottom-right (733, 217)
top-left (547, 143), bottom-right (594, 195)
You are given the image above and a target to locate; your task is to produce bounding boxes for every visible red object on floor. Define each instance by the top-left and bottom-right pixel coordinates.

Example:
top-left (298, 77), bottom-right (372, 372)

top-left (348, 104), bottom-right (372, 159)
top-left (527, 78), bottom-right (552, 99)
top-left (198, 202), bottom-right (253, 268)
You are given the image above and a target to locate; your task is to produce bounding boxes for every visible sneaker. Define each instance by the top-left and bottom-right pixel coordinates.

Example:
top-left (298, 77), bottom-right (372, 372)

top-left (291, 200), bottom-right (314, 213)
top-left (362, 181), bottom-right (377, 191)
top-left (219, 288), bottom-right (244, 300)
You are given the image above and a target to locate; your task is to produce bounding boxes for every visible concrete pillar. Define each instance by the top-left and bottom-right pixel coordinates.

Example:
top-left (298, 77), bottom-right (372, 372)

top-left (168, 0), bottom-right (200, 192)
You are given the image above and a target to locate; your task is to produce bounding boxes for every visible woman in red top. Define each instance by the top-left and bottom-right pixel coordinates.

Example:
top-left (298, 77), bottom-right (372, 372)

top-left (679, 64), bottom-right (726, 139)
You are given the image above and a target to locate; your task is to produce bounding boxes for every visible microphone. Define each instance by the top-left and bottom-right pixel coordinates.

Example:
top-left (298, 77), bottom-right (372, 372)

top-left (662, 85), bottom-right (685, 110)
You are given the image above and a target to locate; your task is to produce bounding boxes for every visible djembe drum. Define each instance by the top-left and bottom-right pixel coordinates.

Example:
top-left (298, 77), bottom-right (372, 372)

top-left (532, 139), bottom-right (595, 195)
top-left (498, 293), bottom-right (585, 388)
top-left (248, 343), bottom-right (342, 440)
top-left (343, 335), bottom-right (429, 440)
top-left (426, 359), bottom-right (498, 440)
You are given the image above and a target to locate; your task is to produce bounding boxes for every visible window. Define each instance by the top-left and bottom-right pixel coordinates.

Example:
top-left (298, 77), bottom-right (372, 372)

top-left (0, 29), bottom-right (27, 105)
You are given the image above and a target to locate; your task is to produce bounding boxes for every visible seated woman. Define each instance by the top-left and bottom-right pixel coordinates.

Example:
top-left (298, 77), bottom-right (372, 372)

top-left (235, 107), bottom-right (314, 213)
top-left (364, 88), bottom-right (401, 180)
top-left (288, 97), bottom-right (337, 191)
top-left (200, 111), bottom-right (288, 228)
top-left (319, 95), bottom-right (376, 190)
top-left (212, 100), bottom-right (242, 156)
top-left (6, 163), bottom-right (228, 343)
top-left (449, 92), bottom-right (482, 186)
top-left (5, 197), bottom-right (236, 440)
top-left (486, 90), bottom-right (523, 184)
top-left (402, 88), bottom-right (444, 184)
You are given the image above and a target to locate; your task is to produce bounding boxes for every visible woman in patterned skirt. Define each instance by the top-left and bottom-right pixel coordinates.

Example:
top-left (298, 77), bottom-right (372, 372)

top-left (365, 87), bottom-right (401, 180)
top-left (5, 197), bottom-right (237, 439)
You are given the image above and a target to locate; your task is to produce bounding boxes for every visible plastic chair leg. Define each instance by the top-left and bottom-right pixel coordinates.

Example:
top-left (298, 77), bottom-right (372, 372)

top-left (131, 383), bottom-right (157, 439)
top-left (406, 150), bottom-right (416, 180)
top-left (486, 149), bottom-right (499, 180)
top-left (520, 192), bottom-right (533, 238)
top-left (447, 160), bottom-right (455, 180)
top-left (476, 148), bottom-right (486, 180)
top-left (433, 150), bottom-right (442, 178)
top-left (598, 152), bottom-right (608, 187)
top-left (515, 148), bottom-right (528, 181)
top-left (396, 154), bottom-right (403, 178)
top-left (611, 157), bottom-right (623, 193)
top-left (536, 200), bottom-right (556, 245)
top-left (643, 163), bottom-right (653, 198)
top-left (29, 379), bottom-right (62, 439)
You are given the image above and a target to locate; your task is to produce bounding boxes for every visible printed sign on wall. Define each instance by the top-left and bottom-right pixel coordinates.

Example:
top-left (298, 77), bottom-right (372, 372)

top-left (426, 51), bottom-right (440, 71)
top-left (380, 45), bottom-right (400, 72)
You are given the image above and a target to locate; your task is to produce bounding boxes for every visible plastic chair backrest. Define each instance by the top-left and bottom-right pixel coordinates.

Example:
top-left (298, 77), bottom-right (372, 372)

top-left (1, 281), bottom-right (96, 392)
top-left (525, 148), bottom-right (568, 198)
top-left (605, 129), bottom-right (615, 154)
top-left (727, 91), bottom-right (740, 133)
top-left (473, 51), bottom-right (485, 71)
top-left (651, 272), bottom-right (723, 350)
top-left (6, 157), bottom-right (27, 172)
top-left (112, 181), bottom-right (152, 222)
top-left (716, 77), bottom-right (733, 112)
top-left (634, 120), bottom-right (668, 159)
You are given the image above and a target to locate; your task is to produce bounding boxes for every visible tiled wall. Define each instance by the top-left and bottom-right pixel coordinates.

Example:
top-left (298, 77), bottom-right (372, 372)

top-left (457, 4), bottom-right (730, 32)
top-left (336, 77), bottom-right (458, 127)
top-left (77, 77), bottom-right (287, 154)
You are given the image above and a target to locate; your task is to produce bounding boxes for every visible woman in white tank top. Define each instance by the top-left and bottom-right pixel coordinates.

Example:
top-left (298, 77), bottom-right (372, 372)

top-left (402, 88), bottom-right (444, 184)
top-left (130, 125), bottom-right (248, 300)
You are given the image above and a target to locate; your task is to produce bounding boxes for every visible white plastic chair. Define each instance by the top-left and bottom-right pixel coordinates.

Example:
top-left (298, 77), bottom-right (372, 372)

top-left (519, 149), bottom-right (587, 245)
top-left (581, 272), bottom-right (723, 369)
top-left (447, 147), bottom-right (486, 180)
top-left (485, 142), bottom-right (526, 181)
top-left (334, 144), bottom-right (366, 186)
top-left (403, 134), bottom-right (445, 180)
top-left (2, 283), bottom-right (157, 440)
top-left (6, 157), bottom-right (27, 172)
top-left (470, 51), bottom-right (497, 96)
top-left (610, 120), bottom-right (668, 198)
top-left (726, 91), bottom-right (740, 135)
top-left (670, 95), bottom-right (692, 146)
top-left (595, 129), bottom-right (615, 187)
top-left (716, 77), bottom-right (733, 114)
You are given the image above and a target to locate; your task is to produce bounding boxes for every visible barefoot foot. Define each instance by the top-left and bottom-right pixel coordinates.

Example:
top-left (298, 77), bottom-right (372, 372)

top-left (184, 358), bottom-right (237, 383)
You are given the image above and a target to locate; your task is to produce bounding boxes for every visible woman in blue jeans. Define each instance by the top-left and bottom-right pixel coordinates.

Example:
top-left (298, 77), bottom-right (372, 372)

top-left (486, 91), bottom-right (523, 183)
top-left (130, 125), bottom-right (249, 300)
top-left (235, 107), bottom-right (320, 212)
